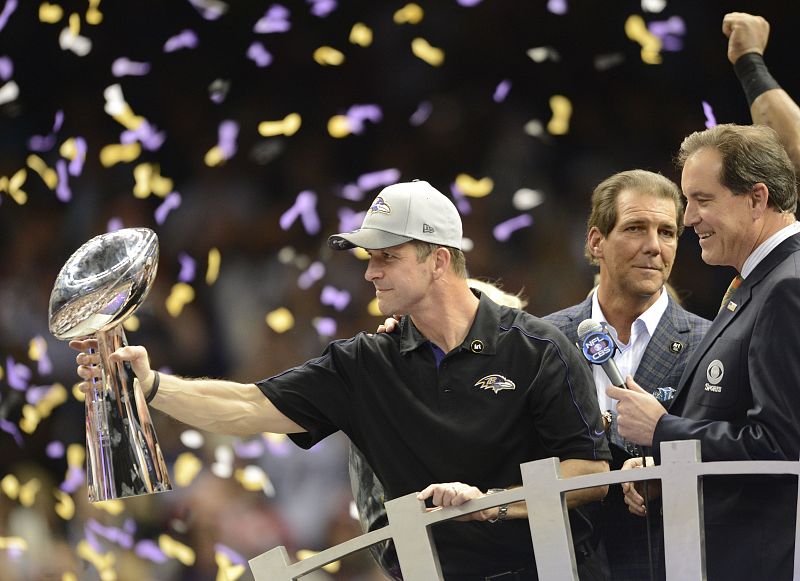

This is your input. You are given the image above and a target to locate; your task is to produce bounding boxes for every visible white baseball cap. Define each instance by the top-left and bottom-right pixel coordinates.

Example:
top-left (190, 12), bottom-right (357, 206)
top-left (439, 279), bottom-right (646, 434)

top-left (328, 180), bottom-right (463, 250)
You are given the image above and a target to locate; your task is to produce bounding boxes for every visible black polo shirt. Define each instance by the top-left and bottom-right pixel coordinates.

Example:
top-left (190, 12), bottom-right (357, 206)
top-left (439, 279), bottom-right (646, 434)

top-left (258, 293), bottom-right (610, 578)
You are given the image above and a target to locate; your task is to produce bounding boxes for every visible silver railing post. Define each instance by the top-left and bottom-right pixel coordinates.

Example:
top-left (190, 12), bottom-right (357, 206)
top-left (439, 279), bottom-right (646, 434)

top-left (384, 493), bottom-right (444, 579)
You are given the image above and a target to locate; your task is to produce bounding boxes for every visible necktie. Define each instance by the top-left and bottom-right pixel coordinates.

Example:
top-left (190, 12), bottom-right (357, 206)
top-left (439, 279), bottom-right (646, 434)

top-left (719, 274), bottom-right (743, 313)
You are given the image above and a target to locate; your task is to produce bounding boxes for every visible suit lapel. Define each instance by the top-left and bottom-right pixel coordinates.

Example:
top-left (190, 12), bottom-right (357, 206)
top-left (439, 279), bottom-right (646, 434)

top-left (633, 297), bottom-right (688, 391)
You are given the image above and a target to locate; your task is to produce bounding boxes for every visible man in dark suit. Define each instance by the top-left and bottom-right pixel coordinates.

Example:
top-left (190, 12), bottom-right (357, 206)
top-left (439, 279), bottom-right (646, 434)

top-left (545, 169), bottom-right (711, 580)
top-left (611, 123), bottom-right (800, 580)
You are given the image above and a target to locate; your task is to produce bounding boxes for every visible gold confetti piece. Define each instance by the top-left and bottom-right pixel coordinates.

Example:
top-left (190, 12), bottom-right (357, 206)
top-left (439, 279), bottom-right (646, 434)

top-left (111, 104), bottom-right (143, 131)
top-left (204, 145), bottom-right (226, 167)
top-left (547, 95), bottom-right (572, 136)
top-left (0, 537), bottom-right (28, 551)
top-left (0, 169), bottom-right (29, 204)
top-left (133, 163), bottom-right (173, 198)
top-left (76, 540), bottom-right (116, 580)
top-left (234, 465), bottom-right (274, 493)
top-left (72, 382), bottom-right (86, 402)
top-left (206, 248), bottom-right (221, 284)
top-left (28, 336), bottom-right (46, 361)
top-left (99, 143), bottom-right (141, 167)
top-left (411, 37), bottom-right (444, 67)
top-left (262, 432), bottom-right (287, 444)
top-left (368, 297), bottom-right (382, 317)
top-left (624, 14), bottom-right (662, 65)
top-left (59, 137), bottom-right (85, 161)
top-left (63, 573), bottom-right (78, 581)
top-left (327, 115), bottom-right (351, 138)
top-left (166, 283), bottom-right (195, 318)
top-left (258, 113), bottom-right (302, 137)
top-left (313, 46), bottom-right (345, 66)
top-left (215, 551), bottom-right (246, 581)
top-left (20, 404), bottom-right (42, 434)
top-left (54, 488), bottom-right (76, 520)
top-left (68, 12), bottom-right (81, 35)
top-left (393, 3), bottom-right (423, 24)
top-left (86, 0), bottom-right (103, 25)
top-left (353, 247), bottom-right (370, 260)
top-left (122, 314), bottom-right (140, 332)
top-left (349, 23), bottom-right (372, 47)
top-left (1, 474), bottom-right (20, 499)
top-left (27, 154), bottom-right (58, 189)
top-left (159, 534), bottom-right (196, 566)
top-left (19, 478), bottom-right (41, 507)
top-left (265, 307), bottom-right (294, 333)
top-left (174, 452), bottom-right (203, 487)
top-left (39, 3), bottom-right (63, 23)
top-left (92, 499), bottom-right (124, 515)
top-left (296, 550), bottom-right (341, 574)
top-left (67, 443), bottom-right (84, 468)
top-left (455, 174), bottom-right (494, 198)
top-left (0, 365), bottom-right (3, 381)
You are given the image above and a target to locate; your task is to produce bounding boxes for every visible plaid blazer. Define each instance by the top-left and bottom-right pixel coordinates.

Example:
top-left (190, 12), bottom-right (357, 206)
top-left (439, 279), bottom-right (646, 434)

top-left (543, 293), bottom-right (711, 404)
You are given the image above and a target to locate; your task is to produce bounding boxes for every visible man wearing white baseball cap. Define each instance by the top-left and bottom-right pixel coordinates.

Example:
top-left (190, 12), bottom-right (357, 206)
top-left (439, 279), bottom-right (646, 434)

top-left (73, 179), bottom-right (610, 580)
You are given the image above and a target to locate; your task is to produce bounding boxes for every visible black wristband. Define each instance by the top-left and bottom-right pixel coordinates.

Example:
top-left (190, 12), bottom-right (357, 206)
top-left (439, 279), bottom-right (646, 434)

top-left (734, 53), bottom-right (781, 107)
top-left (145, 370), bottom-right (160, 404)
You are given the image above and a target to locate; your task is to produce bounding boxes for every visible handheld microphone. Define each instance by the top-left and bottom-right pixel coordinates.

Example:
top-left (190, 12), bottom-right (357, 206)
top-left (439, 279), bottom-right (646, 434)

top-left (577, 318), bottom-right (625, 387)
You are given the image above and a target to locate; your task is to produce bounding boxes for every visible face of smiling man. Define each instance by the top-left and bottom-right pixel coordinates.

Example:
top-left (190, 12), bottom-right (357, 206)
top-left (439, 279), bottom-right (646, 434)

top-left (590, 188), bottom-right (678, 305)
top-left (681, 147), bottom-right (761, 272)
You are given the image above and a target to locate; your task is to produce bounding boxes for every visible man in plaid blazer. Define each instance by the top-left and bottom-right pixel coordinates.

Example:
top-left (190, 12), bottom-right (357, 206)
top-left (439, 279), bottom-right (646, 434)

top-left (545, 170), bottom-right (711, 580)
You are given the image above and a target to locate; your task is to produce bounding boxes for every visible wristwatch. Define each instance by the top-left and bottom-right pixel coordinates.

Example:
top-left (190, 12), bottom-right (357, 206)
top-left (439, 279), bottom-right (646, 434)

top-left (486, 488), bottom-right (509, 523)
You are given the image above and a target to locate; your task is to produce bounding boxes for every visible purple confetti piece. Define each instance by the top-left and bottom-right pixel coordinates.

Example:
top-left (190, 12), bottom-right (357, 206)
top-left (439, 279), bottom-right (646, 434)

top-left (27, 134), bottom-right (56, 152)
top-left (60, 466), bottom-right (84, 493)
top-left (0, 0), bottom-right (18, 33)
top-left (214, 543), bottom-right (246, 565)
top-left (297, 261), bottom-right (325, 289)
top-left (68, 137), bottom-right (87, 176)
top-left (409, 101), bottom-right (433, 127)
top-left (493, 214), bottom-right (534, 241)
top-left (136, 539), bottom-right (169, 563)
top-left (493, 79), bottom-right (511, 103)
top-left (46, 440), bottom-right (65, 458)
top-left (279, 190), bottom-right (320, 234)
top-left (314, 317), bottom-right (337, 337)
top-left (337, 207), bottom-right (365, 233)
top-left (177, 252), bottom-right (196, 283)
top-left (107, 217), bottom-right (124, 232)
top-left (87, 518), bottom-right (134, 549)
top-left (247, 41), bottom-right (273, 67)
top-left (164, 29), bottom-right (199, 53)
top-left (233, 438), bottom-right (264, 459)
top-left (307, 0), bottom-right (336, 17)
top-left (358, 168), bottom-right (400, 191)
top-left (320, 285), bottom-right (351, 311)
top-left (346, 104), bottom-right (382, 134)
top-left (547, 0), bottom-right (567, 15)
top-left (0, 55), bottom-right (12, 81)
top-left (0, 418), bottom-right (23, 446)
top-left (660, 36), bottom-right (683, 52)
top-left (123, 519), bottom-right (137, 535)
top-left (85, 529), bottom-right (103, 553)
top-left (702, 101), bottom-right (717, 129)
top-left (187, 0), bottom-right (228, 20)
top-left (32, 336), bottom-right (53, 375)
top-left (264, 434), bottom-right (290, 457)
top-left (6, 356), bottom-right (30, 390)
top-left (120, 120), bottom-right (166, 151)
top-left (155, 192), bottom-right (182, 225)
top-left (111, 57), bottom-right (151, 78)
top-left (53, 110), bottom-right (64, 132)
top-left (340, 184), bottom-right (363, 201)
top-left (254, 4), bottom-right (291, 33)
top-left (25, 385), bottom-right (52, 405)
top-left (449, 183), bottom-right (472, 215)
top-left (457, 0), bottom-right (483, 5)
top-left (218, 120), bottom-right (239, 158)
top-left (648, 15), bottom-right (686, 37)
top-left (55, 159), bottom-right (71, 202)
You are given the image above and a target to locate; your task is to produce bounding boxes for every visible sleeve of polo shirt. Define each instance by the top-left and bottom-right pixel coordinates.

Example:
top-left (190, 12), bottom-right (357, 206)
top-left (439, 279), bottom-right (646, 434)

top-left (256, 336), bottom-right (361, 449)
top-left (528, 331), bottom-right (610, 461)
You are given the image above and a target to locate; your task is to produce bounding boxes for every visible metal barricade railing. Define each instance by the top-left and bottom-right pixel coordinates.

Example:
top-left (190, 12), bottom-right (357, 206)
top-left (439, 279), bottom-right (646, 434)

top-left (249, 440), bottom-right (800, 580)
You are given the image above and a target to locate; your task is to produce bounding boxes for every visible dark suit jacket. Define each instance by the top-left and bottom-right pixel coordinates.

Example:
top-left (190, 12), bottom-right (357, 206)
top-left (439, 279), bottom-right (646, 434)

top-left (545, 292), bottom-right (711, 581)
top-left (656, 233), bottom-right (800, 580)
top-left (544, 293), bottom-right (711, 410)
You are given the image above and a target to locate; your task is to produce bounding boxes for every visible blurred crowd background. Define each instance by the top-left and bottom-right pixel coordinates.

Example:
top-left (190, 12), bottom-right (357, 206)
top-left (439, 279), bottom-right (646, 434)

top-left (1, 0), bottom-right (798, 579)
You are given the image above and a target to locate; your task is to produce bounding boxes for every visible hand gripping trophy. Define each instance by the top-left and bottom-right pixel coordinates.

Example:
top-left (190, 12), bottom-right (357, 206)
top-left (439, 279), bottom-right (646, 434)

top-left (49, 228), bottom-right (172, 501)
